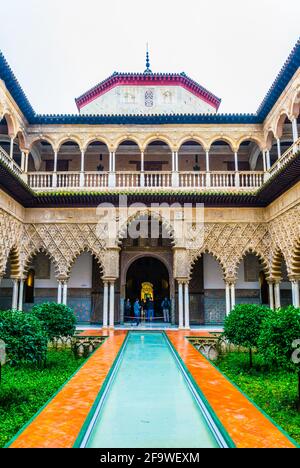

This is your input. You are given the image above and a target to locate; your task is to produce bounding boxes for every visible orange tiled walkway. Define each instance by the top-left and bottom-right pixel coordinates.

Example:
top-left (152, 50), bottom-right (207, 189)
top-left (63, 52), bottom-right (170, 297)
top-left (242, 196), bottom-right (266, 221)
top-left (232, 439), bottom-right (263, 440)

top-left (9, 329), bottom-right (296, 448)
top-left (166, 331), bottom-right (296, 448)
top-left (10, 330), bottom-right (127, 448)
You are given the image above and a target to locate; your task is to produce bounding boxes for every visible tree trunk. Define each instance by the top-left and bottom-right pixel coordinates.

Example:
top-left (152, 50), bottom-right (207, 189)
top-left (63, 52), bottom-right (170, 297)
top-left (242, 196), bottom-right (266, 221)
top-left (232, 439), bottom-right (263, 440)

top-left (249, 348), bottom-right (253, 368)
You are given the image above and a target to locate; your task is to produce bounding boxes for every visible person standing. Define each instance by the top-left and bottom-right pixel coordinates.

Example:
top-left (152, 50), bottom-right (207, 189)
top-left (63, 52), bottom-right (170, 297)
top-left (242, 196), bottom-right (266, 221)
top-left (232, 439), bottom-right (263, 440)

top-left (124, 298), bottom-right (132, 323)
top-left (134, 298), bottom-right (141, 326)
top-left (148, 298), bottom-right (154, 322)
top-left (161, 297), bottom-right (171, 323)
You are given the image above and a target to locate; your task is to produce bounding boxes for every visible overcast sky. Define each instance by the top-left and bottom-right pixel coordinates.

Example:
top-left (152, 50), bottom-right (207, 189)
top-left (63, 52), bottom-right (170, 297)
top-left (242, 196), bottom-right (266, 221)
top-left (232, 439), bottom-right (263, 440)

top-left (0, 0), bottom-right (299, 115)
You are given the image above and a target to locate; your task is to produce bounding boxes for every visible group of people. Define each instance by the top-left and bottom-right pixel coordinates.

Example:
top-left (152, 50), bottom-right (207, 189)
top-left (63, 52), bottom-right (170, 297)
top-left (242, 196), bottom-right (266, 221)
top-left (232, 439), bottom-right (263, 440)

top-left (124, 297), bottom-right (171, 326)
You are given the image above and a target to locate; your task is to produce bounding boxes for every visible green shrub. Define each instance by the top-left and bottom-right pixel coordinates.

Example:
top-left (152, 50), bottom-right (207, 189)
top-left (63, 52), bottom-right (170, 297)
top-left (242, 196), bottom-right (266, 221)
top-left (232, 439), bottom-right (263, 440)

top-left (31, 302), bottom-right (76, 341)
top-left (223, 304), bottom-right (272, 367)
top-left (0, 310), bottom-right (48, 366)
top-left (258, 306), bottom-right (300, 409)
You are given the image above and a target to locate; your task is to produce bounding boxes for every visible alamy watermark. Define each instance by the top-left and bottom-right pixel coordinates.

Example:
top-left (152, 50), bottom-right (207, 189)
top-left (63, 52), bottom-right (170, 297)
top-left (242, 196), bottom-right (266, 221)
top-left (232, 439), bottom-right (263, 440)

top-left (292, 339), bottom-right (300, 364)
top-left (95, 195), bottom-right (205, 249)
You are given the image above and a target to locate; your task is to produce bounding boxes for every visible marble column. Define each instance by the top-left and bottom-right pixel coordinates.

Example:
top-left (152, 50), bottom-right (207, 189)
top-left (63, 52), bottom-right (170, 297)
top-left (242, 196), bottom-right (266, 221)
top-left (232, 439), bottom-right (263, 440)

top-left (57, 281), bottom-right (62, 304)
top-left (18, 279), bottom-right (25, 311)
top-left (103, 282), bottom-right (109, 328)
top-left (274, 282), bottom-right (281, 309)
top-left (178, 281), bottom-right (184, 329)
top-left (230, 283), bottom-right (236, 310)
top-left (292, 280), bottom-right (300, 308)
top-left (184, 282), bottom-right (190, 329)
top-left (109, 281), bottom-right (115, 329)
top-left (268, 282), bottom-right (274, 310)
top-left (80, 149), bottom-right (85, 187)
top-left (225, 282), bottom-right (231, 316)
top-left (12, 279), bottom-right (19, 310)
top-left (53, 150), bottom-right (58, 188)
top-left (276, 139), bottom-right (281, 159)
top-left (62, 281), bottom-right (68, 306)
top-left (292, 117), bottom-right (299, 143)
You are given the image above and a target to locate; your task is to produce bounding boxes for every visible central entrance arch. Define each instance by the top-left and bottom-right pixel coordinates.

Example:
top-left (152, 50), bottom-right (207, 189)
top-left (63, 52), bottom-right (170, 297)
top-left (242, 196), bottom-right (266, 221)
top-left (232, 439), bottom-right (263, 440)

top-left (125, 257), bottom-right (170, 321)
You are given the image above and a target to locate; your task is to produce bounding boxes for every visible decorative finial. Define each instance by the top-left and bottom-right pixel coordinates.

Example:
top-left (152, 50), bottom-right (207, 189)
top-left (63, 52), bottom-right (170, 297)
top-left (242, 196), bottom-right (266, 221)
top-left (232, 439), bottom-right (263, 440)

top-left (144, 43), bottom-right (152, 74)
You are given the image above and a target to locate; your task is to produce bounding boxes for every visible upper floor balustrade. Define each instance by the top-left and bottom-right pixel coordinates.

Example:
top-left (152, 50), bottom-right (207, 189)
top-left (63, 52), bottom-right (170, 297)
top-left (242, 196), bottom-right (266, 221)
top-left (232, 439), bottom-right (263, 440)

top-left (0, 137), bottom-right (299, 193)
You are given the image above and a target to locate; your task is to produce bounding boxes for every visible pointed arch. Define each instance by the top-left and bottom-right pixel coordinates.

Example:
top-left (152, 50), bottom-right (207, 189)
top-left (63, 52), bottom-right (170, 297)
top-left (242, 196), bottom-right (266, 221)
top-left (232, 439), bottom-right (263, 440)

top-left (234, 247), bottom-right (270, 279)
top-left (291, 238), bottom-right (300, 278)
top-left (23, 247), bottom-right (61, 279)
top-left (117, 208), bottom-right (175, 246)
top-left (189, 248), bottom-right (226, 280)
top-left (65, 247), bottom-right (104, 279)
top-left (5, 246), bottom-right (21, 278)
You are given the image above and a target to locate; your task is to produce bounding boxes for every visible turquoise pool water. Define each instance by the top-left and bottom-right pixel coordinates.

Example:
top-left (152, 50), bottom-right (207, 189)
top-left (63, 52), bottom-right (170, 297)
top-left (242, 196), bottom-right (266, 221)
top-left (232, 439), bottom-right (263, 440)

top-left (82, 332), bottom-right (227, 448)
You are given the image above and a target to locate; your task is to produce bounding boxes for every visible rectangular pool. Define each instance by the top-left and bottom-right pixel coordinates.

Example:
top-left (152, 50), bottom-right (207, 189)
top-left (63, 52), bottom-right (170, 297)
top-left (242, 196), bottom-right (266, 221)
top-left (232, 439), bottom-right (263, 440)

top-left (79, 332), bottom-right (231, 448)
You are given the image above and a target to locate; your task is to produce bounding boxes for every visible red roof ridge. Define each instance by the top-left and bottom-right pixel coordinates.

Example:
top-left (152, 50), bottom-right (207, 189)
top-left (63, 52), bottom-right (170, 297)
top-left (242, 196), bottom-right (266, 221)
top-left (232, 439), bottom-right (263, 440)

top-left (75, 72), bottom-right (221, 112)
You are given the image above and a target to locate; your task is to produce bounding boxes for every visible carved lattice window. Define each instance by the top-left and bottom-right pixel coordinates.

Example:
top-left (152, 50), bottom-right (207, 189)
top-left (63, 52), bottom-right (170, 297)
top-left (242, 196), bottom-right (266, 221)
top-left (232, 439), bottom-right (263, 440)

top-left (145, 89), bottom-right (154, 107)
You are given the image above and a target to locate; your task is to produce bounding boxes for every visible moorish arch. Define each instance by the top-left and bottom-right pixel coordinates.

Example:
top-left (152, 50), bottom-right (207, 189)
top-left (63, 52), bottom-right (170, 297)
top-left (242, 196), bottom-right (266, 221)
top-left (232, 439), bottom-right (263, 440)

top-left (117, 209), bottom-right (176, 247)
top-left (291, 237), bottom-right (300, 278)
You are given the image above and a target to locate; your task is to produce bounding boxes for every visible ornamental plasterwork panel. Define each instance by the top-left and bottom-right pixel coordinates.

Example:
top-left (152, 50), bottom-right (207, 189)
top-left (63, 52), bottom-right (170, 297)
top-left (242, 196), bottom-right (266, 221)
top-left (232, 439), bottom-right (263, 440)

top-left (0, 209), bottom-right (23, 277)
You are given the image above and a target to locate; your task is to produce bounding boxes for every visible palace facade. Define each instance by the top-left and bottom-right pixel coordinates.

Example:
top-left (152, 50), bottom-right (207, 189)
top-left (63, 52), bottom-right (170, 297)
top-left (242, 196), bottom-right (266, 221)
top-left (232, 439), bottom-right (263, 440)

top-left (0, 41), bottom-right (300, 328)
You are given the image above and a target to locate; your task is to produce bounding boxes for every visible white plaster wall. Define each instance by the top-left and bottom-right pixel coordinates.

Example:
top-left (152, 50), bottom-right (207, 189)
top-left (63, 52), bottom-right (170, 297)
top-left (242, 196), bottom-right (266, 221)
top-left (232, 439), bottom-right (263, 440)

top-left (80, 85), bottom-right (216, 115)
top-left (1, 253), bottom-right (93, 289)
top-left (203, 255), bottom-right (291, 290)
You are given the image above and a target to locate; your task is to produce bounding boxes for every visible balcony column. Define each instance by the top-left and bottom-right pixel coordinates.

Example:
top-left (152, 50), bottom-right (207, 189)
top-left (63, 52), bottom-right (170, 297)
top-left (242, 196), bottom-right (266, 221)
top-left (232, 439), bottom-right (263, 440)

top-left (80, 149), bottom-right (85, 187)
top-left (108, 152), bottom-right (116, 188)
top-left (20, 151), bottom-right (25, 171)
top-left (268, 282), bottom-right (275, 310)
top-left (57, 281), bottom-right (63, 304)
top-left (234, 152), bottom-right (239, 187)
top-left (53, 150), bottom-right (58, 188)
top-left (178, 281), bottom-right (184, 329)
top-left (274, 282), bottom-right (281, 309)
top-left (262, 150), bottom-right (267, 172)
top-left (103, 281), bottom-right (109, 328)
top-left (292, 117), bottom-right (299, 143)
top-left (109, 280), bottom-right (115, 329)
top-left (9, 137), bottom-right (14, 160)
top-left (172, 151), bottom-right (179, 187)
top-left (18, 279), bottom-right (25, 311)
top-left (62, 281), bottom-right (68, 306)
top-left (291, 280), bottom-right (300, 308)
top-left (140, 151), bottom-right (145, 187)
top-left (225, 282), bottom-right (231, 316)
top-left (205, 150), bottom-right (211, 187)
top-left (12, 279), bottom-right (19, 310)
top-left (266, 150), bottom-right (271, 170)
top-left (276, 138), bottom-right (281, 159)
top-left (184, 281), bottom-right (190, 329)
top-left (24, 151), bottom-right (29, 173)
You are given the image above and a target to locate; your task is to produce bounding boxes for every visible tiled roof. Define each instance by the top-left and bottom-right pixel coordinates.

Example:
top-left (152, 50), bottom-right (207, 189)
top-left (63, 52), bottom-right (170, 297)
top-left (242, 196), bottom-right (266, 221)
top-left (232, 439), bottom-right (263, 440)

top-left (0, 38), bottom-right (299, 125)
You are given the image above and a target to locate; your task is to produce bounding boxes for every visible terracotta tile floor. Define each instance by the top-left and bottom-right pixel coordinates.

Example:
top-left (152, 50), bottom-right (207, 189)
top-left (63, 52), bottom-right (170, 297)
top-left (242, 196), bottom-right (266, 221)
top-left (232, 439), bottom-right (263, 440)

top-left (9, 329), bottom-right (295, 448)
top-left (167, 331), bottom-right (296, 448)
top-left (9, 330), bottom-right (127, 448)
